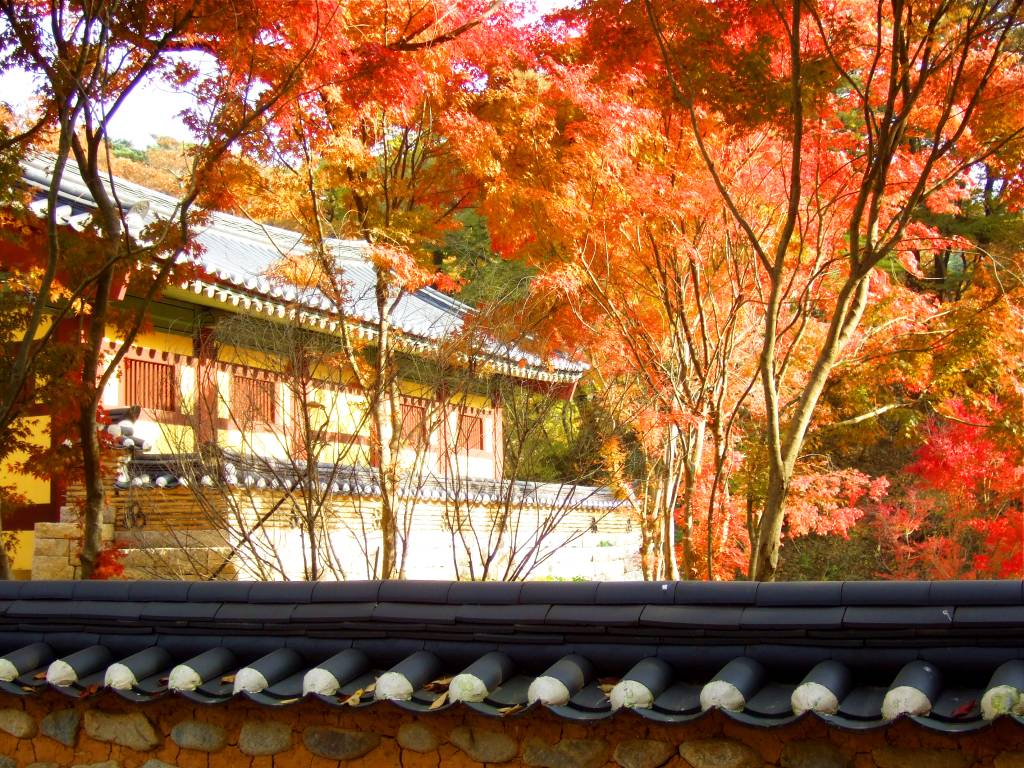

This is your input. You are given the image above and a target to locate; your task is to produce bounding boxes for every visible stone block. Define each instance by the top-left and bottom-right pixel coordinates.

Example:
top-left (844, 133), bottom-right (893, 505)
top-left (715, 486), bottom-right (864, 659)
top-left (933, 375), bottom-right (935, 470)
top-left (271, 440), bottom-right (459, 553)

top-left (0, 708), bottom-right (37, 738)
top-left (34, 537), bottom-right (71, 558)
top-left (303, 726), bottom-right (381, 761)
top-left (239, 719), bottom-right (292, 756)
top-left (83, 710), bottom-right (160, 752)
top-left (679, 739), bottom-right (761, 768)
top-left (781, 740), bottom-right (848, 768)
top-left (139, 762), bottom-right (177, 768)
top-left (523, 737), bottom-right (610, 768)
top-left (872, 748), bottom-right (970, 768)
top-left (451, 726), bottom-right (518, 763)
top-left (41, 708), bottom-right (80, 746)
top-left (171, 719), bottom-right (227, 752)
top-left (27, 763), bottom-right (60, 768)
top-left (32, 556), bottom-right (77, 580)
top-left (614, 739), bottom-right (676, 768)
top-left (71, 762), bottom-right (120, 768)
top-left (35, 522), bottom-right (79, 538)
top-left (0, 757), bottom-right (14, 768)
top-left (398, 723), bottom-right (440, 753)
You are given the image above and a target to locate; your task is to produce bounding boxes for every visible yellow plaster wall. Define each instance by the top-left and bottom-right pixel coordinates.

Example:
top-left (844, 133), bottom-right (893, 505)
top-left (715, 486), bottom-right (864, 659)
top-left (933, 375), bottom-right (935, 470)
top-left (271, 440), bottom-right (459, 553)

top-left (218, 343), bottom-right (279, 372)
top-left (149, 422), bottom-right (196, 454)
top-left (3, 416), bottom-right (50, 504)
top-left (131, 328), bottom-right (194, 356)
top-left (11, 531), bottom-right (34, 571)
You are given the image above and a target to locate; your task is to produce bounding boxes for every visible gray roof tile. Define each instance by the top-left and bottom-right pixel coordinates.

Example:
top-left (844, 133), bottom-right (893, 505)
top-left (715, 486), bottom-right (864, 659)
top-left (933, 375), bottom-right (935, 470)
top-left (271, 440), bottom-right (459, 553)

top-left (1, 576), bottom-right (1023, 732)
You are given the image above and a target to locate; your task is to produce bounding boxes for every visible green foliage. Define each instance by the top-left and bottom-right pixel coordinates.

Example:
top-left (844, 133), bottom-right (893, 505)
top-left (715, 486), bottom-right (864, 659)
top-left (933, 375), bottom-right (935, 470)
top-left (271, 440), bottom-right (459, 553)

top-left (776, 526), bottom-right (882, 580)
top-left (110, 138), bottom-right (146, 163)
top-left (436, 210), bottom-right (535, 306)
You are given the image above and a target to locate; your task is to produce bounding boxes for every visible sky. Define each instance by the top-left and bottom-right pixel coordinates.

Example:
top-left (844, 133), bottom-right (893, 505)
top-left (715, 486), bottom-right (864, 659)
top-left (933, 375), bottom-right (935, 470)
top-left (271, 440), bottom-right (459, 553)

top-left (0, 0), bottom-right (575, 151)
top-left (0, 66), bottom-right (197, 149)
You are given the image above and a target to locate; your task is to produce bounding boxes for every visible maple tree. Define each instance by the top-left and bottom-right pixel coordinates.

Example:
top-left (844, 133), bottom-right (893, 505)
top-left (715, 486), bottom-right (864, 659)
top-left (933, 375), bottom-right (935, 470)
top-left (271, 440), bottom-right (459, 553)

top-left (212, 2), bottom-right (537, 579)
top-left (0, 0), bottom-right (344, 576)
top-left (872, 399), bottom-right (1024, 579)
top-left (0, 0), bottom-right (519, 578)
top-left (512, 0), bottom-right (1024, 579)
top-left (2, 0), bottom-right (1021, 582)
top-left (464, 26), bottom-right (896, 579)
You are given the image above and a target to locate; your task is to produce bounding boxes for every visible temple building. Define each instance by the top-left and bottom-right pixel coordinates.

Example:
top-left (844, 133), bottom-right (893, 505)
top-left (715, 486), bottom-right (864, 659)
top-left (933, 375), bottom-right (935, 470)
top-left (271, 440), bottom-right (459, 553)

top-left (7, 156), bottom-right (638, 581)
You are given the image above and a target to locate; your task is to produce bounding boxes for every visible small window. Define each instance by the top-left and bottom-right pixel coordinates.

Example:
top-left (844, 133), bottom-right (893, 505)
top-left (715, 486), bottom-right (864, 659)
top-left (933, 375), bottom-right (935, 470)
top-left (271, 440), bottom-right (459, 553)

top-left (400, 402), bottom-right (426, 446)
top-left (456, 412), bottom-right (484, 451)
top-left (123, 359), bottom-right (177, 411)
top-left (233, 375), bottom-right (277, 424)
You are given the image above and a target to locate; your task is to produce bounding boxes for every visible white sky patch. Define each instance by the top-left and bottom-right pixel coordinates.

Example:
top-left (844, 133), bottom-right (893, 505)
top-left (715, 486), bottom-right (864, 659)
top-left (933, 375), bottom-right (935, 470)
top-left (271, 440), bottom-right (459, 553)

top-left (1, 52), bottom-right (206, 149)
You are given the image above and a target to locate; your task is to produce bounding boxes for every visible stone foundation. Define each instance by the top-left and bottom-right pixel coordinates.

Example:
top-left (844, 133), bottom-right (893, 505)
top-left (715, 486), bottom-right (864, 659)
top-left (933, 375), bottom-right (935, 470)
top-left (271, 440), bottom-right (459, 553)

top-left (32, 482), bottom-right (642, 581)
top-left (0, 692), bottom-right (1022, 768)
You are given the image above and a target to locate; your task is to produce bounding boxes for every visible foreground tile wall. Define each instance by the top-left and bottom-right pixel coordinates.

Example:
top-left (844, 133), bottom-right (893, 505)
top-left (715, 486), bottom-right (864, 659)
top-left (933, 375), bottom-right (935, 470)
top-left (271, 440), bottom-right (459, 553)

top-left (1, 693), bottom-right (1023, 768)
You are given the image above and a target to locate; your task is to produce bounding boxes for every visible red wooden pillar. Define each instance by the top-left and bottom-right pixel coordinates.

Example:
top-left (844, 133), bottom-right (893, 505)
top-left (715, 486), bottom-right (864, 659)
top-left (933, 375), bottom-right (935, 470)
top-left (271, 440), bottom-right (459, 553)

top-left (436, 388), bottom-right (450, 477)
top-left (491, 392), bottom-right (504, 481)
top-left (194, 326), bottom-right (218, 446)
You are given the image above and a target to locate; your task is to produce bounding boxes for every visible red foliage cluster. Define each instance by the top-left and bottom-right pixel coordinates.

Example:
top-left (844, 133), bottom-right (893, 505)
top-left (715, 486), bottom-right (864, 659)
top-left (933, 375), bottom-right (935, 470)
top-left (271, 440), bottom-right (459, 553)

top-left (89, 542), bottom-right (127, 580)
top-left (874, 401), bottom-right (1024, 579)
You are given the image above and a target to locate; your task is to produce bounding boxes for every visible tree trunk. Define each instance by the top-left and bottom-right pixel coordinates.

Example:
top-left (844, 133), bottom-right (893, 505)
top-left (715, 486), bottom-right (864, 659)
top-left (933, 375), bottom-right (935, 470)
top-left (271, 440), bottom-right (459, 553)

top-left (373, 274), bottom-right (400, 579)
top-left (750, 472), bottom-right (789, 581)
top-left (77, 267), bottom-right (114, 580)
top-left (750, 276), bottom-right (871, 581)
top-left (374, 388), bottom-right (398, 579)
top-left (0, 502), bottom-right (12, 580)
top-left (77, 400), bottom-right (105, 579)
top-left (661, 499), bottom-right (679, 580)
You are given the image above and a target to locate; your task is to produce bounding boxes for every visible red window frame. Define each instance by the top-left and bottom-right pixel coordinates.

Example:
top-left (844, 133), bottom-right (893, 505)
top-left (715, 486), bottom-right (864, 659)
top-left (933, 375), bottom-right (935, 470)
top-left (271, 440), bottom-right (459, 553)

top-left (123, 358), bottom-right (178, 412)
top-left (232, 374), bottom-right (278, 425)
top-left (400, 402), bottom-right (427, 447)
top-left (456, 412), bottom-right (484, 451)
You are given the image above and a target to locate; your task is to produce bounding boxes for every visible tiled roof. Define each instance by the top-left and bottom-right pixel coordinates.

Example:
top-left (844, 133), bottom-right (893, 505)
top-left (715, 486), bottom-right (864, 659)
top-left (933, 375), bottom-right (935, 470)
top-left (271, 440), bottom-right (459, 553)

top-left (114, 452), bottom-right (628, 511)
top-left (101, 406), bottom-right (148, 451)
top-left (18, 155), bottom-right (585, 383)
top-left (1, 580), bottom-right (1023, 732)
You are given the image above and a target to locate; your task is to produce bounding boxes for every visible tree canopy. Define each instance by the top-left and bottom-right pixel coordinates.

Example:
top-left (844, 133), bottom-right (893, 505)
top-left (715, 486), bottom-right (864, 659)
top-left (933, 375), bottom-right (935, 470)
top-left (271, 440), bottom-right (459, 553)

top-left (1, 0), bottom-right (1022, 580)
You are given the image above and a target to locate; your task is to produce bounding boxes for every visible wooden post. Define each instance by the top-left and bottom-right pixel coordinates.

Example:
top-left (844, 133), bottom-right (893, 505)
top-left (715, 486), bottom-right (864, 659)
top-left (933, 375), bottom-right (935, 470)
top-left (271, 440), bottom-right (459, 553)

top-left (491, 391), bottom-right (504, 480)
top-left (194, 324), bottom-right (218, 446)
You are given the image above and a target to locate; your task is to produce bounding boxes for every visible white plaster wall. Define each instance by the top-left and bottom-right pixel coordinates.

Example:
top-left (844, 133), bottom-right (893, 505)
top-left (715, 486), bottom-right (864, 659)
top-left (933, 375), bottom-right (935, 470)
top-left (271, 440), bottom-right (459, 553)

top-left (227, 508), bottom-right (643, 581)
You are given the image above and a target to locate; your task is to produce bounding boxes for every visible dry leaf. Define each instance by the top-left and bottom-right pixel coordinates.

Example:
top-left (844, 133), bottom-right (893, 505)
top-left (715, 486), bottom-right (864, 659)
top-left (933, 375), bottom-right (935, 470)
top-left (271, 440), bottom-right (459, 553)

top-left (598, 683), bottom-right (615, 694)
top-left (278, 697), bottom-right (299, 705)
top-left (20, 686), bottom-right (34, 692)
top-left (221, 674), bottom-right (235, 684)
top-left (33, 672), bottom-right (46, 680)
top-left (365, 682), bottom-right (376, 693)
top-left (342, 688), bottom-right (365, 706)
top-left (497, 704), bottom-right (524, 715)
top-left (429, 691), bottom-right (449, 709)
top-left (425, 676), bottom-right (453, 691)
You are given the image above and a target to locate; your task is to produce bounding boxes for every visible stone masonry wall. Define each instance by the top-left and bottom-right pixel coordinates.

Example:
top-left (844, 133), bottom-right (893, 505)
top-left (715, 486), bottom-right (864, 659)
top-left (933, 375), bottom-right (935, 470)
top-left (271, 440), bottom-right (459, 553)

top-left (1, 691), bottom-right (1023, 768)
top-left (34, 482), bottom-right (643, 581)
